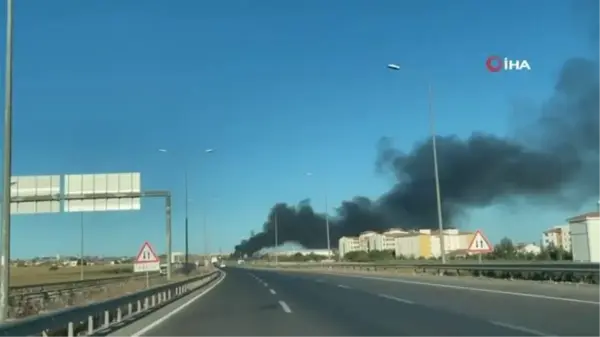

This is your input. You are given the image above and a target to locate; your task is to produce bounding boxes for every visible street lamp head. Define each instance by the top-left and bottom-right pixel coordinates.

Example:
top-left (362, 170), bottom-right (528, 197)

top-left (387, 64), bottom-right (401, 70)
top-left (305, 172), bottom-right (313, 177)
top-left (205, 149), bottom-right (215, 154)
top-left (158, 149), bottom-right (168, 153)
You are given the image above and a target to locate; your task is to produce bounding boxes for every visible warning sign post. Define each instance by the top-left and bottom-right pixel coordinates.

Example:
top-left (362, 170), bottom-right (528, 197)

top-left (134, 241), bottom-right (161, 273)
top-left (467, 230), bottom-right (493, 263)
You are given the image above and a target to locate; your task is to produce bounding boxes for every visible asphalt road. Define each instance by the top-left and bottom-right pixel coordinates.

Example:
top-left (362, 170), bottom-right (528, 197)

top-left (140, 266), bottom-right (599, 336)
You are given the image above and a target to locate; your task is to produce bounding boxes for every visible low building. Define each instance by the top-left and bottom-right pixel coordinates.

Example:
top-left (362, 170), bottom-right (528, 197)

top-left (568, 212), bottom-right (599, 263)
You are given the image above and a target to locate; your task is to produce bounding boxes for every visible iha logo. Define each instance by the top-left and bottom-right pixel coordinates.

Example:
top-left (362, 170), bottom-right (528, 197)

top-left (486, 56), bottom-right (531, 72)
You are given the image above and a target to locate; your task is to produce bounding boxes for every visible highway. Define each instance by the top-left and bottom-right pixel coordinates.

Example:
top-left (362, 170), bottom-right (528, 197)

top-left (141, 266), bottom-right (599, 336)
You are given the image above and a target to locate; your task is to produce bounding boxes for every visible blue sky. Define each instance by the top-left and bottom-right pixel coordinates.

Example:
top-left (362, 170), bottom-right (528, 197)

top-left (0, 0), bottom-right (596, 258)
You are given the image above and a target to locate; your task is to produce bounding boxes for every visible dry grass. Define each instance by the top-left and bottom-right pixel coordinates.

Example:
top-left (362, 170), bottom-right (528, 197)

top-left (10, 264), bottom-right (135, 287)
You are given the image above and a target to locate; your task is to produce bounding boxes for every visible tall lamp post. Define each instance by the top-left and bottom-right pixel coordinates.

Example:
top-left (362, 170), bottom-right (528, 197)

top-left (0, 0), bottom-right (14, 323)
top-left (387, 63), bottom-right (447, 264)
top-left (305, 172), bottom-right (331, 257)
top-left (158, 148), bottom-right (214, 271)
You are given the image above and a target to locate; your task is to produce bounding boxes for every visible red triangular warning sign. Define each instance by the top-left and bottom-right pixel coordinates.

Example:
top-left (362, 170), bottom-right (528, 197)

top-left (135, 241), bottom-right (160, 263)
top-left (467, 230), bottom-right (493, 253)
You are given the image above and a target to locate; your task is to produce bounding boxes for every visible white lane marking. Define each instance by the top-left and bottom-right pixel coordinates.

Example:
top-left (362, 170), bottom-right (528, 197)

top-left (378, 293), bottom-right (414, 304)
top-left (269, 288), bottom-right (277, 295)
top-left (489, 320), bottom-right (549, 336)
top-left (337, 284), bottom-right (351, 289)
top-left (263, 282), bottom-right (269, 287)
top-left (326, 274), bottom-right (600, 305)
top-left (131, 272), bottom-right (226, 337)
top-left (278, 300), bottom-right (292, 313)
top-left (315, 279), bottom-right (325, 283)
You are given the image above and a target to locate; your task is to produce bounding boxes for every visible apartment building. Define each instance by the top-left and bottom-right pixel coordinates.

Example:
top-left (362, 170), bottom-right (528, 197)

top-left (338, 236), bottom-right (361, 257)
top-left (396, 229), bottom-right (473, 259)
top-left (542, 224), bottom-right (571, 251)
top-left (338, 228), bottom-right (473, 259)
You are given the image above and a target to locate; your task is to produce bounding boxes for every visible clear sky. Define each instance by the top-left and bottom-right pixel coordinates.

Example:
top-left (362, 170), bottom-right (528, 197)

top-left (0, 0), bottom-right (597, 258)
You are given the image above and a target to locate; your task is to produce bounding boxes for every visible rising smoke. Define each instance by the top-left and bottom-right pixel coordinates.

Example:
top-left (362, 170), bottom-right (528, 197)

top-left (234, 11), bottom-right (599, 257)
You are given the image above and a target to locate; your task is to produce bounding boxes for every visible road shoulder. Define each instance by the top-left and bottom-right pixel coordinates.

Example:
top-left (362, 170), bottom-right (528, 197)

top-left (106, 271), bottom-right (226, 337)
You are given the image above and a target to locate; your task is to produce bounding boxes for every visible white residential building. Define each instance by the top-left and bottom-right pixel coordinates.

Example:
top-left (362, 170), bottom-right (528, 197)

top-left (339, 228), bottom-right (476, 259)
top-left (568, 212), bottom-right (600, 263)
top-left (338, 236), bottom-right (361, 257)
top-left (542, 224), bottom-right (571, 251)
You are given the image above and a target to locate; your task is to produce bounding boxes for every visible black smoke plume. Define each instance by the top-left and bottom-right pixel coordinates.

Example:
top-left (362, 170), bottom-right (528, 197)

top-left (235, 17), bottom-right (599, 256)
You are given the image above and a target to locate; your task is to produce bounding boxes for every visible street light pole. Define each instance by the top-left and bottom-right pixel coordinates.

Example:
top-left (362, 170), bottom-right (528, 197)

top-left (387, 64), bottom-right (446, 264)
top-left (158, 148), bottom-right (214, 271)
top-left (428, 83), bottom-right (447, 264)
top-left (306, 172), bottom-right (331, 257)
top-left (184, 169), bottom-right (189, 271)
top-left (203, 210), bottom-right (208, 258)
top-left (0, 0), bottom-right (14, 323)
top-left (325, 192), bottom-right (331, 257)
top-left (274, 212), bottom-right (278, 266)
top-left (80, 213), bottom-right (84, 280)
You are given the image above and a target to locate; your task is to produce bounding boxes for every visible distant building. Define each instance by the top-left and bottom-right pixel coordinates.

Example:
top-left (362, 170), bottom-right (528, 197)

top-left (338, 228), bottom-right (475, 259)
top-left (542, 225), bottom-right (571, 251)
top-left (568, 212), bottom-right (599, 263)
top-left (268, 249), bottom-right (333, 257)
top-left (516, 243), bottom-right (542, 255)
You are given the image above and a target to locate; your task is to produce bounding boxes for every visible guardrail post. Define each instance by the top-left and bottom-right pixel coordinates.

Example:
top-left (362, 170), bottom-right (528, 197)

top-left (68, 322), bottom-right (74, 337)
top-left (151, 294), bottom-right (156, 307)
top-left (87, 315), bottom-right (94, 335)
top-left (104, 310), bottom-right (109, 326)
top-left (128, 302), bottom-right (133, 316)
top-left (117, 307), bottom-right (122, 322)
top-left (168, 289), bottom-right (172, 299)
top-left (137, 300), bottom-right (142, 312)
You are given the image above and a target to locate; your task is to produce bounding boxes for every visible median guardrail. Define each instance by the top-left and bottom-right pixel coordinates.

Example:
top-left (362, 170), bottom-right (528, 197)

top-left (250, 261), bottom-right (600, 283)
top-left (9, 273), bottom-right (168, 319)
top-left (0, 270), bottom-right (222, 336)
top-left (11, 273), bottom-right (159, 296)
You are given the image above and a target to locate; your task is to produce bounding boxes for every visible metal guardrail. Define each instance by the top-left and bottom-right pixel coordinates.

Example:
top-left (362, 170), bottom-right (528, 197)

top-left (8, 273), bottom-right (169, 319)
top-left (251, 261), bottom-right (600, 282)
top-left (0, 270), bottom-right (221, 336)
top-left (10, 273), bottom-right (159, 296)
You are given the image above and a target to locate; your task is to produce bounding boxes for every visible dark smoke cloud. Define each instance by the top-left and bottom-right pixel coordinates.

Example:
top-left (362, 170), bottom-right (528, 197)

top-left (235, 31), bottom-right (599, 257)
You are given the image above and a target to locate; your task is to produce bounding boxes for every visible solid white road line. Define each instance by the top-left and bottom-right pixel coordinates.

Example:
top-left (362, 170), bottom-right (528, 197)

top-left (332, 274), bottom-right (600, 305)
top-left (131, 271), bottom-right (227, 337)
top-left (278, 300), bottom-right (292, 313)
top-left (263, 282), bottom-right (269, 287)
top-left (377, 293), bottom-right (414, 304)
top-left (489, 320), bottom-right (549, 336)
top-left (269, 288), bottom-right (277, 295)
top-left (337, 284), bottom-right (351, 289)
